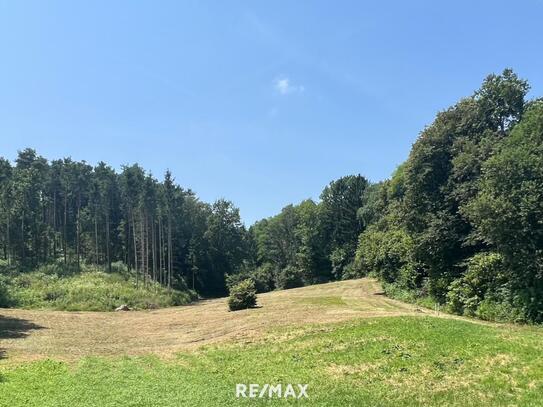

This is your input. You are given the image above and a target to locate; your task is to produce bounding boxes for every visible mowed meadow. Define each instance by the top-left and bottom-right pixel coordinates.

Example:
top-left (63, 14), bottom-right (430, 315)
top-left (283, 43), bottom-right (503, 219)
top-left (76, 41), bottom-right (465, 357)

top-left (1, 0), bottom-right (543, 402)
top-left (1, 68), bottom-right (543, 406)
top-left (1, 279), bottom-right (542, 406)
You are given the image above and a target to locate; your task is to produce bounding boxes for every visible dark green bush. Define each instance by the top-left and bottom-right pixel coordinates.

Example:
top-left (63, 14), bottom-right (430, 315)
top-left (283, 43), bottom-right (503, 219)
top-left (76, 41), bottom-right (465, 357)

top-left (228, 279), bottom-right (257, 311)
top-left (447, 279), bottom-right (478, 316)
top-left (382, 281), bottom-right (437, 309)
top-left (446, 252), bottom-right (511, 319)
top-left (340, 260), bottom-right (360, 280)
top-left (355, 227), bottom-right (418, 286)
top-left (225, 273), bottom-right (247, 291)
top-left (0, 276), bottom-right (11, 307)
top-left (251, 263), bottom-right (276, 292)
top-left (475, 297), bottom-right (525, 323)
top-left (275, 265), bottom-right (304, 289)
top-left (225, 263), bottom-right (276, 294)
top-left (330, 247), bottom-right (352, 280)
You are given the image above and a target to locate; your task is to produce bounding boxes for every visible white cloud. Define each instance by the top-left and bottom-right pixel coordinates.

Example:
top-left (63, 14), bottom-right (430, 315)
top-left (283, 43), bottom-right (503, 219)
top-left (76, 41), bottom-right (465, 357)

top-left (274, 77), bottom-right (304, 95)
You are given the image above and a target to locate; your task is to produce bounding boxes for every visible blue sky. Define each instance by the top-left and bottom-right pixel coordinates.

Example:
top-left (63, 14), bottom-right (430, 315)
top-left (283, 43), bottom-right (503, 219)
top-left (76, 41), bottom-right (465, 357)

top-left (1, 1), bottom-right (542, 225)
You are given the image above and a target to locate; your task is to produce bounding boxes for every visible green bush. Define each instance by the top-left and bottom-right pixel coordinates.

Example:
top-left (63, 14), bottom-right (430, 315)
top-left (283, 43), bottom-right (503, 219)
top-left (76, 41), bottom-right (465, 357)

top-left (355, 227), bottom-right (417, 286)
top-left (275, 265), bottom-right (304, 290)
top-left (330, 247), bottom-right (352, 280)
top-left (225, 272), bottom-right (248, 291)
top-left (475, 296), bottom-right (526, 323)
top-left (382, 281), bottom-right (437, 309)
top-left (227, 279), bottom-right (257, 311)
top-left (3, 267), bottom-right (196, 311)
top-left (35, 262), bottom-right (80, 277)
top-left (446, 252), bottom-right (505, 317)
top-left (225, 263), bottom-right (276, 294)
top-left (447, 279), bottom-right (479, 316)
top-left (250, 263), bottom-right (276, 292)
top-left (0, 275), bottom-right (12, 307)
top-left (109, 261), bottom-right (129, 276)
top-left (341, 260), bottom-right (361, 280)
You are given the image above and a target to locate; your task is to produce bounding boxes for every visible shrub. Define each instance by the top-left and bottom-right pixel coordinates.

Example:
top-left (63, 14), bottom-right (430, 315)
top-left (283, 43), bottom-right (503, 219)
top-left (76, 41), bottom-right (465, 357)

top-left (250, 263), bottom-right (276, 292)
top-left (225, 272), bottom-right (249, 291)
top-left (446, 252), bottom-right (505, 317)
top-left (447, 279), bottom-right (478, 316)
top-left (330, 247), bottom-right (352, 280)
top-left (476, 297), bottom-right (525, 323)
top-left (225, 263), bottom-right (276, 294)
top-left (355, 227), bottom-right (417, 285)
top-left (275, 265), bottom-right (304, 290)
top-left (341, 260), bottom-right (360, 280)
top-left (228, 279), bottom-right (257, 311)
top-left (35, 262), bottom-right (79, 277)
top-left (109, 261), bottom-right (129, 276)
top-left (382, 281), bottom-right (437, 309)
top-left (0, 275), bottom-right (11, 307)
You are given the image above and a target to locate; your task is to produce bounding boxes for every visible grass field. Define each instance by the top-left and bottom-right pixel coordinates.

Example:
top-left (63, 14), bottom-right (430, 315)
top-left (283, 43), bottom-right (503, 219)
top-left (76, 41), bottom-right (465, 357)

top-left (1, 278), bottom-right (542, 406)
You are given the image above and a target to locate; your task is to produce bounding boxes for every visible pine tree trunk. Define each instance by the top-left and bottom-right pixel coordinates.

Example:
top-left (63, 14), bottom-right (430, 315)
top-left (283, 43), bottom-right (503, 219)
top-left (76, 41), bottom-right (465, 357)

top-left (63, 194), bottom-right (67, 264)
top-left (53, 192), bottom-right (57, 259)
top-left (132, 212), bottom-right (138, 287)
top-left (152, 218), bottom-right (156, 283)
top-left (159, 217), bottom-right (163, 285)
top-left (76, 194), bottom-right (81, 271)
top-left (167, 213), bottom-right (172, 289)
top-left (140, 211), bottom-right (145, 287)
top-left (6, 213), bottom-right (10, 266)
top-left (94, 206), bottom-right (99, 266)
top-left (106, 211), bottom-right (111, 273)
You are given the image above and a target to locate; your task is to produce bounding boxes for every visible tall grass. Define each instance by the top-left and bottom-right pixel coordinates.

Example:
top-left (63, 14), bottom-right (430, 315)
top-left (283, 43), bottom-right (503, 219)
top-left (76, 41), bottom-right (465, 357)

top-left (0, 262), bottom-right (196, 311)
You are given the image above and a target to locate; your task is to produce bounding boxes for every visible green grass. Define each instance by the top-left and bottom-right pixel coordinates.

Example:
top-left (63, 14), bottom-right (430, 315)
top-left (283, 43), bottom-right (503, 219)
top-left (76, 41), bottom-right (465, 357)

top-left (1, 316), bottom-right (542, 406)
top-left (1, 265), bottom-right (196, 311)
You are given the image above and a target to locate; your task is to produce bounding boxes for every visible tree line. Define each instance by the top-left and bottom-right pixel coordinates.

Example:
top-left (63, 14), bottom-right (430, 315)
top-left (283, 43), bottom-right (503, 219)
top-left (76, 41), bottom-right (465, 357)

top-left (0, 153), bottom-right (247, 296)
top-left (1, 69), bottom-right (542, 322)
top-left (243, 69), bottom-right (543, 323)
top-left (353, 69), bottom-right (543, 323)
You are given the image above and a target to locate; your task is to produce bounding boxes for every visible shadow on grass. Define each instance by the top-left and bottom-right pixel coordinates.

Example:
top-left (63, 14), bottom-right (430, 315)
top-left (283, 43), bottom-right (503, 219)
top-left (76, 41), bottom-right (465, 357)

top-left (0, 315), bottom-right (45, 360)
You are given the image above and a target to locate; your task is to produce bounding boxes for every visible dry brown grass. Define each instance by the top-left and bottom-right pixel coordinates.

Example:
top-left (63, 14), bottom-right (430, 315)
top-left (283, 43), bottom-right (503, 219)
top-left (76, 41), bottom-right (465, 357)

top-left (0, 278), bottom-right (425, 363)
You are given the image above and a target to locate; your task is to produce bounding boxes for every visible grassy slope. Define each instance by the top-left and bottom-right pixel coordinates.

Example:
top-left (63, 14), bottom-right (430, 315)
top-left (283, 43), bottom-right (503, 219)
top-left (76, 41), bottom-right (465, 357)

top-left (2, 269), bottom-right (195, 311)
top-left (1, 280), bottom-right (542, 406)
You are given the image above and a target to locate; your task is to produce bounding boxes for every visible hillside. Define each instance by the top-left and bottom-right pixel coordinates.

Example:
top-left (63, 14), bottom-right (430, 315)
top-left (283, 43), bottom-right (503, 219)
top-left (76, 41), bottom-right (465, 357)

top-left (1, 279), bottom-right (542, 406)
top-left (0, 278), bottom-right (416, 361)
top-left (0, 267), bottom-right (195, 312)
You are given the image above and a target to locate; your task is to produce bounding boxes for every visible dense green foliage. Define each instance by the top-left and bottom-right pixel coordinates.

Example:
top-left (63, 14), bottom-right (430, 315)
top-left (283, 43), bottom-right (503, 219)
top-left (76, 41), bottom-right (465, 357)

top-left (247, 176), bottom-right (369, 291)
top-left (0, 153), bottom-right (248, 298)
top-left (227, 279), bottom-right (257, 311)
top-left (354, 70), bottom-right (543, 322)
top-left (1, 316), bottom-right (542, 406)
top-left (0, 262), bottom-right (195, 311)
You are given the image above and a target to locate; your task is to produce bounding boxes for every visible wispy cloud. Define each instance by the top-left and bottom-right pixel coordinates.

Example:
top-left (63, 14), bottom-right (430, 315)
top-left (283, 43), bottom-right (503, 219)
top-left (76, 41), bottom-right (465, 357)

top-left (274, 77), bottom-right (304, 95)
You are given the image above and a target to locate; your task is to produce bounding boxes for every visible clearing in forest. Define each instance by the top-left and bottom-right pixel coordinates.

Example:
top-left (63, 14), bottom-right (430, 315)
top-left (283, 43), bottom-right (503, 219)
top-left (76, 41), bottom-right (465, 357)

top-left (0, 278), bottom-right (418, 362)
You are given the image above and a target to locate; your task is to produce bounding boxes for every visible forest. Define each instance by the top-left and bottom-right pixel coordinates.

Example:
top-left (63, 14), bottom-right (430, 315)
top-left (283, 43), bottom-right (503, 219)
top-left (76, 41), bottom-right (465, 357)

top-left (0, 69), bottom-right (542, 322)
